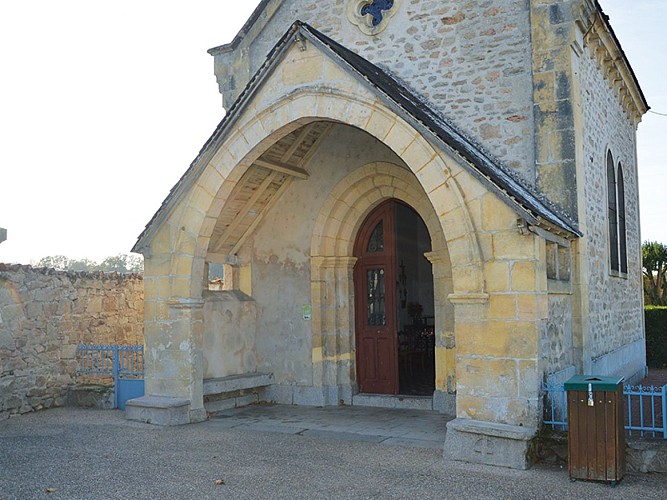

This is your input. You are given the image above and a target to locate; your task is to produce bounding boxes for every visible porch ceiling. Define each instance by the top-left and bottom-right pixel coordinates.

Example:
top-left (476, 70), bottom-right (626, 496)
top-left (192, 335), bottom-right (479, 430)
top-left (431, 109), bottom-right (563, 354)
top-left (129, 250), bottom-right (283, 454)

top-left (208, 121), bottom-right (334, 256)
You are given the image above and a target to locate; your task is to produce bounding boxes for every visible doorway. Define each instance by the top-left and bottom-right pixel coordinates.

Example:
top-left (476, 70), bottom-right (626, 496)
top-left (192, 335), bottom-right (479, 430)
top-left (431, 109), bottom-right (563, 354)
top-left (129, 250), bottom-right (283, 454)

top-left (354, 199), bottom-right (434, 396)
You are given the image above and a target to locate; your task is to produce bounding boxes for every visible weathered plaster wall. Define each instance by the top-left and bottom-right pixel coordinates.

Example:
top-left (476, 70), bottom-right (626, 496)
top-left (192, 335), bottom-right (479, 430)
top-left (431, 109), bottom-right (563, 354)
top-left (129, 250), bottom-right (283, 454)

top-left (243, 124), bottom-right (402, 385)
top-left (577, 34), bottom-right (645, 380)
top-left (213, 0), bottom-right (537, 182)
top-left (203, 291), bottom-right (258, 379)
top-left (0, 264), bottom-right (143, 420)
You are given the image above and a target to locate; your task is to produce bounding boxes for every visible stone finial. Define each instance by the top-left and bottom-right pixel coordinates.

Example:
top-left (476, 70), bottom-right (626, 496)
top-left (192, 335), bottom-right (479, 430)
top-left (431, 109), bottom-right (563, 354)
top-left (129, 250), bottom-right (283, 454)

top-left (0, 227), bottom-right (6, 244)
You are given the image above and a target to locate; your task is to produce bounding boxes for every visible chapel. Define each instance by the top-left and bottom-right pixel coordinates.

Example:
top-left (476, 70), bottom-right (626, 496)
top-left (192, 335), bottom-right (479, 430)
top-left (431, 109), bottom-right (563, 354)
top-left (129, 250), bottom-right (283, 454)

top-left (130, 0), bottom-right (648, 468)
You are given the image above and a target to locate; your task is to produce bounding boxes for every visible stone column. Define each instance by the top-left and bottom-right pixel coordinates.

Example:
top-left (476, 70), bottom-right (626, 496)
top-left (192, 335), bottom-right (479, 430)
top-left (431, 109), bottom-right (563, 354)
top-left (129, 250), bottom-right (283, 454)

top-left (0, 228), bottom-right (6, 244)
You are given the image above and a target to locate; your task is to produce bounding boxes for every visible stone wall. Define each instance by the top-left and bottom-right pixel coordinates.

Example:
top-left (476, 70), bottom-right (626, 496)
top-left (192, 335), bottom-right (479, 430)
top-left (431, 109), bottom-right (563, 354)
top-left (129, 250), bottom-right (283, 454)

top-left (0, 264), bottom-right (144, 420)
top-left (577, 28), bottom-right (645, 379)
top-left (212, 0), bottom-right (536, 182)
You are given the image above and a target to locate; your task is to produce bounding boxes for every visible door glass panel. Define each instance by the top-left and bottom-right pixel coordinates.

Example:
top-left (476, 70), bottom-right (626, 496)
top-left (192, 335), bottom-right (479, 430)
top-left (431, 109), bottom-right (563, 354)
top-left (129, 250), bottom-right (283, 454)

top-left (367, 221), bottom-right (384, 253)
top-left (367, 268), bottom-right (386, 326)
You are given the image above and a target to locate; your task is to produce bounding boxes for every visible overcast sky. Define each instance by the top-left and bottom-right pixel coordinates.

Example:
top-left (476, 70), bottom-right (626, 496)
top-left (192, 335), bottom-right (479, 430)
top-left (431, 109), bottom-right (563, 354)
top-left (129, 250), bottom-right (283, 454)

top-left (0, 0), bottom-right (664, 265)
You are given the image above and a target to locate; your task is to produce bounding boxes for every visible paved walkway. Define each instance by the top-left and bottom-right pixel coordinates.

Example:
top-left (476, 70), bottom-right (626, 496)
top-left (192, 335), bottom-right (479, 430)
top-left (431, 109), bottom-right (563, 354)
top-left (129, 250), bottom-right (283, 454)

top-left (1, 407), bottom-right (666, 499)
top-left (209, 403), bottom-right (449, 449)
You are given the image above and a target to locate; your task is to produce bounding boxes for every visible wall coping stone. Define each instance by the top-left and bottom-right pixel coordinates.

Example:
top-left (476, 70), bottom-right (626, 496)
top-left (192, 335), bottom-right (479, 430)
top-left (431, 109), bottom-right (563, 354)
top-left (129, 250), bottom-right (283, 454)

top-left (0, 263), bottom-right (142, 281)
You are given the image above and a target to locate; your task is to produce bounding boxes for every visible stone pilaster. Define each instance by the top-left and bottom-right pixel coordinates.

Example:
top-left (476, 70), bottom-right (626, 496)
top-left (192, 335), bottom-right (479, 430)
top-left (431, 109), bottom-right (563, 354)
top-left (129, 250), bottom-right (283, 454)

top-left (132, 297), bottom-right (206, 425)
top-left (308, 256), bottom-right (357, 405)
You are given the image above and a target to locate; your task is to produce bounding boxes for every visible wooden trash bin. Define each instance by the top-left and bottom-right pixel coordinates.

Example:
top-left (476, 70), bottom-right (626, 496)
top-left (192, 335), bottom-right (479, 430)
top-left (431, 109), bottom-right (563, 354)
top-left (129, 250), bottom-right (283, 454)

top-left (564, 375), bottom-right (625, 485)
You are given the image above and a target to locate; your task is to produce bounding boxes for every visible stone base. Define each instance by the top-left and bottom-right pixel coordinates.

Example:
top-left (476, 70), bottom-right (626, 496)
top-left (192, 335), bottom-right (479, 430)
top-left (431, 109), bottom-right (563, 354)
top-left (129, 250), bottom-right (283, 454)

top-left (263, 384), bottom-right (353, 406)
top-left (67, 385), bottom-right (114, 410)
top-left (204, 393), bottom-right (259, 414)
top-left (432, 390), bottom-right (456, 415)
top-left (443, 418), bottom-right (537, 470)
top-left (626, 439), bottom-right (667, 473)
top-left (125, 396), bottom-right (196, 426)
top-left (352, 394), bottom-right (432, 410)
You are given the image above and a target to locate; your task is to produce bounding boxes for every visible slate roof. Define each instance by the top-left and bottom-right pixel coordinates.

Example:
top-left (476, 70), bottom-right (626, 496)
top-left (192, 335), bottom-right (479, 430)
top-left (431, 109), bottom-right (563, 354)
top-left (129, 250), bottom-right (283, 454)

top-left (134, 21), bottom-right (581, 253)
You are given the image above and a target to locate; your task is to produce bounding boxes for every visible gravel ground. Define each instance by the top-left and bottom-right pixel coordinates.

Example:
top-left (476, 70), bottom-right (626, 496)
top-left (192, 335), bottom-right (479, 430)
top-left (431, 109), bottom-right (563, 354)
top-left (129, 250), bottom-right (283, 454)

top-left (1, 408), bottom-right (666, 499)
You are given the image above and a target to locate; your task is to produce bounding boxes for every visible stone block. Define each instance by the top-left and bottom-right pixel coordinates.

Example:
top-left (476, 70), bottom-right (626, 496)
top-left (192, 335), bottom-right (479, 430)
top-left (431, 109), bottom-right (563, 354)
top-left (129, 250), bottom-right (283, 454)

top-left (204, 397), bottom-right (237, 413)
top-left (293, 386), bottom-right (326, 406)
top-left (125, 396), bottom-right (191, 426)
top-left (626, 440), bottom-right (667, 473)
top-left (493, 232), bottom-right (536, 260)
top-left (66, 385), bottom-right (114, 410)
top-left (484, 261), bottom-right (510, 292)
top-left (487, 294), bottom-right (517, 319)
top-left (262, 384), bottom-right (294, 405)
top-left (443, 418), bottom-right (537, 470)
top-left (352, 394), bottom-right (432, 411)
top-left (433, 390), bottom-right (456, 415)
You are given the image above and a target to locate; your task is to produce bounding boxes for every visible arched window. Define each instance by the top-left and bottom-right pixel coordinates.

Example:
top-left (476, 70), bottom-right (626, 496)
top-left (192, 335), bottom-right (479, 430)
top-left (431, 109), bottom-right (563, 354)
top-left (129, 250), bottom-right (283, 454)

top-left (617, 163), bottom-right (627, 274)
top-left (607, 151), bottom-right (619, 272)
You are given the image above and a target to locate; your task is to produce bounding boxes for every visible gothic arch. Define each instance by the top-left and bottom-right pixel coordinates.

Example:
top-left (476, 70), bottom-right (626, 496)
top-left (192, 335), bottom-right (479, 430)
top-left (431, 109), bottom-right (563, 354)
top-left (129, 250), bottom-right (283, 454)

top-left (168, 88), bottom-right (485, 300)
top-left (308, 161), bottom-right (455, 398)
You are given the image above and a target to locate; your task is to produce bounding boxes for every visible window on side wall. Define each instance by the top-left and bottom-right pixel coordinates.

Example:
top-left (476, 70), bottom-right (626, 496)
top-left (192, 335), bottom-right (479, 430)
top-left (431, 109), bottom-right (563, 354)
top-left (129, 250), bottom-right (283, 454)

top-left (606, 150), bottom-right (627, 275)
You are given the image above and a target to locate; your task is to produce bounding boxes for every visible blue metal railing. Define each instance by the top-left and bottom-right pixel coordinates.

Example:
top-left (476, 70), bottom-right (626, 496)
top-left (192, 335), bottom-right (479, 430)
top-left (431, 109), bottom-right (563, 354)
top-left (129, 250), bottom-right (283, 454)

top-left (77, 344), bottom-right (115, 376)
top-left (543, 382), bottom-right (667, 439)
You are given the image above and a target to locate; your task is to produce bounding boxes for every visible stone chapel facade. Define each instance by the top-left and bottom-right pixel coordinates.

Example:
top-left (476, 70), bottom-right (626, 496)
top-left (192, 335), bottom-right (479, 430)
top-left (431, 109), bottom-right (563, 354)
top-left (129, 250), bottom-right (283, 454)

top-left (129, 0), bottom-right (648, 469)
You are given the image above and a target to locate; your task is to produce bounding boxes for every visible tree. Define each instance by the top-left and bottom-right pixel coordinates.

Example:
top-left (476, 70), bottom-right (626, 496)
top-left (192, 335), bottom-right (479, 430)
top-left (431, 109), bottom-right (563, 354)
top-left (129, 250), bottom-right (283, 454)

top-left (99, 254), bottom-right (143, 273)
top-left (34, 253), bottom-right (143, 273)
top-left (642, 241), bottom-right (667, 305)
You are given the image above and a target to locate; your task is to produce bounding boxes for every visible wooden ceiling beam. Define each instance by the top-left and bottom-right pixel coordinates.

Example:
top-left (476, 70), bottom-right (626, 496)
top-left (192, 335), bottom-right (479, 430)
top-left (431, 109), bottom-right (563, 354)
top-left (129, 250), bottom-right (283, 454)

top-left (281, 123), bottom-right (316, 162)
top-left (212, 170), bottom-right (279, 253)
top-left (252, 158), bottom-right (310, 179)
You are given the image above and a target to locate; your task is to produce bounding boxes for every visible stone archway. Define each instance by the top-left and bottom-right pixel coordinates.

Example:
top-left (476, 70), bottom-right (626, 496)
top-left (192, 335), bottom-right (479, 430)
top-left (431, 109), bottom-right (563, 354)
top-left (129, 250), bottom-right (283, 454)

top-left (141, 88), bottom-right (489, 420)
top-left (309, 161), bottom-right (455, 409)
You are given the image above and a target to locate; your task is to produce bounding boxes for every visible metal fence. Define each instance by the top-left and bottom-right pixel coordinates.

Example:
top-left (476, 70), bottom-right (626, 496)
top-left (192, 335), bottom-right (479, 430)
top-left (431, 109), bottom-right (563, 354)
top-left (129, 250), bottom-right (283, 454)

top-left (76, 344), bottom-right (144, 409)
top-left (543, 382), bottom-right (667, 439)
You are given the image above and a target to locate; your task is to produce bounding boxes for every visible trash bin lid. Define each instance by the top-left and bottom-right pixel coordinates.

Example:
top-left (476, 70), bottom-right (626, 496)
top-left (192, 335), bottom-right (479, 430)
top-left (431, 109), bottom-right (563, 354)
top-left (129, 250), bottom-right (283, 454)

top-left (564, 375), bottom-right (624, 391)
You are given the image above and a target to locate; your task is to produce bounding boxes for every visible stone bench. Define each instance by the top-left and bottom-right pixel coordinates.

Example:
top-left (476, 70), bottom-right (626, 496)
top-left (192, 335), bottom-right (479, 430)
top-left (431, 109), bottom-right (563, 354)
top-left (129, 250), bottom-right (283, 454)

top-left (203, 372), bottom-right (274, 395)
top-left (203, 373), bottom-right (273, 413)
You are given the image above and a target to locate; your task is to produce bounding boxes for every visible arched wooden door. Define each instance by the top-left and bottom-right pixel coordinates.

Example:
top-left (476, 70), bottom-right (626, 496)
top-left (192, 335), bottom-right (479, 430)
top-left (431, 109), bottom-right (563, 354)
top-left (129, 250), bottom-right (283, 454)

top-left (354, 200), bottom-right (398, 394)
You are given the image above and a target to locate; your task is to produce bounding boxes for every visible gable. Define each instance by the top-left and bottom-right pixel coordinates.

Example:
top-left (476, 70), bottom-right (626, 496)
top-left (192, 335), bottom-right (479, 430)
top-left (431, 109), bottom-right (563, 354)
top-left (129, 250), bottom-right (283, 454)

top-left (134, 21), bottom-right (580, 254)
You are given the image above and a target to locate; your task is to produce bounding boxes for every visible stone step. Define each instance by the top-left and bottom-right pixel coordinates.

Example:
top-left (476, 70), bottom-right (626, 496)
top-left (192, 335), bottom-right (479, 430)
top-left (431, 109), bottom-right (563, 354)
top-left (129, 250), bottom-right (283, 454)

top-left (352, 394), bottom-right (433, 411)
top-left (204, 393), bottom-right (259, 413)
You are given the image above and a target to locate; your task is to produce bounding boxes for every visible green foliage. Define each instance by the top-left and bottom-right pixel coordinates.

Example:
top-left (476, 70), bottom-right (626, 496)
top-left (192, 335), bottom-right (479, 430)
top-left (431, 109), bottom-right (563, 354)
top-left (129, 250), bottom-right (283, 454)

top-left (642, 241), bottom-right (667, 305)
top-left (645, 306), bottom-right (667, 368)
top-left (35, 254), bottom-right (143, 273)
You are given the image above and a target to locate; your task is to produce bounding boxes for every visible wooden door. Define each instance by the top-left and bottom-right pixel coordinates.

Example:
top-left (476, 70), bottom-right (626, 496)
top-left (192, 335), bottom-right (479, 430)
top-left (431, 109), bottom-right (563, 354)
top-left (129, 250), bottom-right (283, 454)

top-left (354, 201), bottom-right (398, 394)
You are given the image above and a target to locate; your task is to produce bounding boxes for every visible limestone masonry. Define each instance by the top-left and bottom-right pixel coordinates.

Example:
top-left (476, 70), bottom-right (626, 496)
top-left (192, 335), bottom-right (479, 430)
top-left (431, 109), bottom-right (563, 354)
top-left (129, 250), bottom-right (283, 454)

top-left (0, 264), bottom-right (143, 420)
top-left (130, 0), bottom-right (648, 470)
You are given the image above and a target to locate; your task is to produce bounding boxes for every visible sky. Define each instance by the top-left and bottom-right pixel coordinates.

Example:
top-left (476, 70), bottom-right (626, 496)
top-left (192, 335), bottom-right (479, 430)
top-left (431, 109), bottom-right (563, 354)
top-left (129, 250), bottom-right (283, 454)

top-left (0, 0), bottom-right (665, 265)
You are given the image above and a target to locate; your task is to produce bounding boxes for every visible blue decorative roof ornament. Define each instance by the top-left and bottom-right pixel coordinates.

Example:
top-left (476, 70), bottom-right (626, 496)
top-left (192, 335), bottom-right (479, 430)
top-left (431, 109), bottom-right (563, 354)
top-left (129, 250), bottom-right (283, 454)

top-left (360, 0), bottom-right (395, 27)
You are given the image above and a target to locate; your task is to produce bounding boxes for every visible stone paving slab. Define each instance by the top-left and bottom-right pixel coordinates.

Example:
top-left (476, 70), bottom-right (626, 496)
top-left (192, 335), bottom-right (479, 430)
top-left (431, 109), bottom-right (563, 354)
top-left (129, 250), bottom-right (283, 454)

top-left (210, 403), bottom-right (449, 447)
top-left (1, 408), bottom-right (666, 499)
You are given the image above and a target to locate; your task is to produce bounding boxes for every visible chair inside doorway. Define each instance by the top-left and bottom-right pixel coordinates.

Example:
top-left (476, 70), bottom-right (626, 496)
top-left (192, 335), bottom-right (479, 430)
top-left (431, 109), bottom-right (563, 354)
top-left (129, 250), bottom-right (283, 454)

top-left (398, 316), bottom-right (435, 395)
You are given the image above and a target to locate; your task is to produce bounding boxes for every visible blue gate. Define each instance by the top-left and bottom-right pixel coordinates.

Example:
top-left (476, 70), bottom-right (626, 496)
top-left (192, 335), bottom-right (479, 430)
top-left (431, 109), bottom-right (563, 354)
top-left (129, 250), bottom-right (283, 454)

top-left (77, 344), bottom-right (144, 410)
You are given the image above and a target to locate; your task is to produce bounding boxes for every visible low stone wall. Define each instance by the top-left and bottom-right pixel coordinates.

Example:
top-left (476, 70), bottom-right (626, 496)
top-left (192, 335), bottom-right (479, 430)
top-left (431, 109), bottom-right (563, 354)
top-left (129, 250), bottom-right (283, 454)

top-left (0, 264), bottom-right (144, 420)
